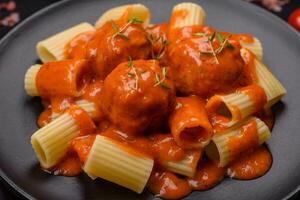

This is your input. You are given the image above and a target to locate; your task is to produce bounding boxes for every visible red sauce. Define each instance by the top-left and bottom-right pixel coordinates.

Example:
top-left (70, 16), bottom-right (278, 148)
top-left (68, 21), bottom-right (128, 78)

top-left (227, 146), bottom-right (272, 180)
top-left (67, 106), bottom-right (96, 136)
top-left (51, 153), bottom-right (82, 176)
top-left (169, 96), bottom-right (212, 148)
top-left (78, 80), bottom-right (104, 121)
top-left (238, 84), bottom-right (267, 111)
top-left (65, 31), bottom-right (96, 59)
top-left (151, 134), bottom-right (186, 163)
top-left (188, 159), bottom-right (225, 190)
top-left (148, 169), bottom-right (191, 200)
top-left (51, 97), bottom-right (73, 114)
top-left (228, 120), bottom-right (259, 160)
top-left (255, 107), bottom-right (274, 130)
top-left (36, 59), bottom-right (89, 98)
top-left (71, 134), bottom-right (97, 163)
top-left (37, 108), bottom-right (52, 128)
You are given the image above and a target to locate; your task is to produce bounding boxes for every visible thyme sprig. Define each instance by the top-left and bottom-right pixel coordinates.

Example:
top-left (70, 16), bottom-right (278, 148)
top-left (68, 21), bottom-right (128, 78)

top-left (111, 18), bottom-right (144, 41)
top-left (127, 56), bottom-right (139, 90)
top-left (154, 67), bottom-right (170, 89)
top-left (193, 31), bottom-right (233, 64)
top-left (147, 34), bottom-right (170, 60)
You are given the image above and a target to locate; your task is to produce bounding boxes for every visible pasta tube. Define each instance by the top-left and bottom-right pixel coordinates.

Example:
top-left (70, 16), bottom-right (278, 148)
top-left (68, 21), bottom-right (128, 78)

top-left (24, 64), bottom-right (41, 96)
top-left (169, 2), bottom-right (206, 29)
top-left (51, 100), bottom-right (96, 121)
top-left (31, 106), bottom-right (95, 168)
top-left (169, 96), bottom-right (213, 149)
top-left (37, 23), bottom-right (95, 63)
top-left (240, 48), bottom-right (286, 107)
top-left (240, 37), bottom-right (263, 60)
top-left (95, 4), bottom-right (150, 28)
top-left (25, 59), bottom-right (88, 97)
top-left (75, 100), bottom-right (96, 118)
top-left (83, 135), bottom-right (154, 193)
top-left (254, 58), bottom-right (286, 107)
top-left (164, 151), bottom-right (201, 177)
top-left (205, 117), bottom-right (271, 167)
top-left (206, 84), bottom-right (267, 127)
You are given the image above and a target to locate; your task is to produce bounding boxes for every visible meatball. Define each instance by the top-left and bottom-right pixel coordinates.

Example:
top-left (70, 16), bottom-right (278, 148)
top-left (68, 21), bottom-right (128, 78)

top-left (93, 23), bottom-right (151, 79)
top-left (168, 30), bottom-right (245, 97)
top-left (101, 60), bottom-right (175, 134)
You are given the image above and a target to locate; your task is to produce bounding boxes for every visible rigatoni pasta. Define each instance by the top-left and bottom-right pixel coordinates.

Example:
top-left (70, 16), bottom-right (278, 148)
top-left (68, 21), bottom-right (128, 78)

top-left (24, 64), bottom-right (41, 96)
top-left (95, 4), bottom-right (150, 28)
top-left (37, 23), bottom-right (95, 63)
top-left (240, 37), bottom-right (263, 60)
top-left (206, 84), bottom-right (267, 127)
top-left (254, 58), bottom-right (286, 107)
top-left (169, 96), bottom-right (212, 149)
top-left (164, 151), bottom-right (201, 177)
top-left (83, 135), bottom-right (154, 193)
top-left (25, 59), bottom-right (88, 97)
top-left (31, 106), bottom-right (95, 168)
top-left (205, 117), bottom-right (271, 167)
top-left (169, 2), bottom-right (206, 28)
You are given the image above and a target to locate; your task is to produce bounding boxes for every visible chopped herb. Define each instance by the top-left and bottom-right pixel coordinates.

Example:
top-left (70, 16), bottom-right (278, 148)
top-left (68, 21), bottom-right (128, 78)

top-left (111, 18), bottom-right (143, 41)
top-left (208, 40), bottom-right (219, 64)
top-left (128, 18), bottom-right (144, 24)
top-left (147, 33), bottom-right (170, 60)
top-left (193, 32), bottom-right (207, 37)
top-left (155, 73), bottom-right (160, 84)
top-left (159, 82), bottom-right (171, 89)
top-left (226, 43), bottom-right (234, 49)
top-left (162, 67), bottom-right (167, 77)
top-left (128, 56), bottom-right (134, 68)
top-left (111, 20), bottom-right (119, 33)
top-left (127, 72), bottom-right (134, 76)
top-left (127, 56), bottom-right (139, 90)
top-left (209, 32), bottom-right (216, 41)
top-left (154, 67), bottom-right (170, 89)
top-left (216, 32), bottom-right (224, 43)
top-left (195, 32), bottom-right (234, 64)
top-left (215, 35), bottom-right (232, 54)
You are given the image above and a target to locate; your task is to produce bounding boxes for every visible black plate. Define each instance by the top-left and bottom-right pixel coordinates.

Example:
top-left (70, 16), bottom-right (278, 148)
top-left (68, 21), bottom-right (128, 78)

top-left (0, 0), bottom-right (300, 199)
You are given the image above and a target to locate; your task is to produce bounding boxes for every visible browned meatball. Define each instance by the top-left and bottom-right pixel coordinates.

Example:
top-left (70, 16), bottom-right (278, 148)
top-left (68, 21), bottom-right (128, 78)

top-left (101, 60), bottom-right (175, 134)
top-left (168, 28), bottom-right (245, 97)
top-left (93, 23), bottom-right (151, 79)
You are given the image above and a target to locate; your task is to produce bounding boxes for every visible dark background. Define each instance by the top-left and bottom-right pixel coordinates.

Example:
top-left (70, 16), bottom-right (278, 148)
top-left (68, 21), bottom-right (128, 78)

top-left (0, 0), bottom-right (299, 199)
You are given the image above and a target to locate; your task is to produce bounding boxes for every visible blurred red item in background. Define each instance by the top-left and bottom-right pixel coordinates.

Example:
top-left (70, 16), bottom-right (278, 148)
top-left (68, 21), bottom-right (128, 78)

top-left (288, 8), bottom-right (300, 31)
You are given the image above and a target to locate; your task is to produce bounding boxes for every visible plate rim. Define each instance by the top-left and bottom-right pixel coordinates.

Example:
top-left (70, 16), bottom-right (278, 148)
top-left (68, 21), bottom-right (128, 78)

top-left (0, 0), bottom-right (299, 199)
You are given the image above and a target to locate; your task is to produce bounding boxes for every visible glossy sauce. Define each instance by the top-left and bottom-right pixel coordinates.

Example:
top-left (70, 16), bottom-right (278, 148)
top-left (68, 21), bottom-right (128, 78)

top-left (228, 120), bottom-right (259, 160)
top-left (227, 146), bottom-right (272, 179)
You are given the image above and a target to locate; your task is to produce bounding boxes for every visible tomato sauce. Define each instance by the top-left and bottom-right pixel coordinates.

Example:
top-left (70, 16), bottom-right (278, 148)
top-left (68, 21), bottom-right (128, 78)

top-left (51, 153), bottom-right (82, 176)
top-left (228, 120), bottom-right (259, 160)
top-left (34, 9), bottom-right (275, 199)
top-left (227, 146), bottom-right (272, 179)
top-left (188, 159), bottom-right (225, 190)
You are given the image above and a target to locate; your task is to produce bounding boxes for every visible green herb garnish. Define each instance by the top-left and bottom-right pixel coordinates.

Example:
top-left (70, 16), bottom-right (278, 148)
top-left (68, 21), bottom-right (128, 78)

top-left (193, 32), bottom-right (207, 37)
top-left (154, 67), bottom-right (171, 89)
top-left (147, 34), bottom-right (170, 60)
top-left (111, 18), bottom-right (144, 41)
top-left (127, 56), bottom-right (139, 90)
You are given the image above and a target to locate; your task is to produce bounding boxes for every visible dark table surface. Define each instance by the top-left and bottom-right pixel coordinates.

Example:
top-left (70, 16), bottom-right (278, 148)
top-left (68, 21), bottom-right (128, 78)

top-left (0, 0), bottom-right (300, 199)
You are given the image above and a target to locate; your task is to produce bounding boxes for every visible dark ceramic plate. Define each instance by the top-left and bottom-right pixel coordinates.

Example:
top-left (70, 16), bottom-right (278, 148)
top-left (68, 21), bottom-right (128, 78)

top-left (0, 0), bottom-right (300, 199)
